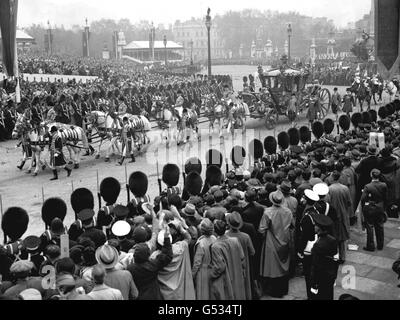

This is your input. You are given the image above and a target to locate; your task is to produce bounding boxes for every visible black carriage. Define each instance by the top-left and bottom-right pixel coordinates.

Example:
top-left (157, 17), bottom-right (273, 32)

top-left (251, 66), bottom-right (331, 129)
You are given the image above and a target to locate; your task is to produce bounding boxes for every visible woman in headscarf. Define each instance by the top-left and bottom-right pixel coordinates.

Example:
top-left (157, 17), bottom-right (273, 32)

top-left (192, 218), bottom-right (217, 300)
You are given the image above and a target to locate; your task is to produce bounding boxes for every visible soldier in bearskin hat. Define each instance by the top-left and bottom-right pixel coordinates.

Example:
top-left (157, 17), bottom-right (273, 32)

top-left (127, 171), bottom-right (150, 217)
top-left (277, 131), bottom-right (290, 165)
top-left (162, 163), bottom-right (181, 196)
top-left (288, 127), bottom-right (303, 157)
top-left (205, 149), bottom-right (223, 169)
top-left (263, 136), bottom-right (278, 167)
top-left (184, 171), bottom-right (203, 200)
top-left (299, 126), bottom-right (312, 151)
top-left (96, 177), bottom-right (122, 236)
top-left (311, 121), bottom-right (324, 151)
top-left (0, 207), bottom-right (30, 280)
top-left (249, 139), bottom-right (265, 171)
top-left (202, 165), bottom-right (223, 195)
top-left (323, 118), bottom-right (335, 144)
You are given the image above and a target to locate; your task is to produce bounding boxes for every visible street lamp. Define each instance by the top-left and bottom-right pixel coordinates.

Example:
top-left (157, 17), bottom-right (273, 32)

top-left (205, 8), bottom-right (212, 77)
top-left (47, 20), bottom-right (53, 55)
top-left (190, 39), bottom-right (194, 65)
top-left (163, 35), bottom-right (167, 67)
top-left (287, 23), bottom-right (292, 65)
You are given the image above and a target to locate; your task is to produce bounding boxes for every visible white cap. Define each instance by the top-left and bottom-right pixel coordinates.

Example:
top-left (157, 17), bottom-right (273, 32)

top-left (304, 189), bottom-right (320, 202)
top-left (313, 183), bottom-right (329, 197)
top-left (111, 220), bottom-right (131, 237)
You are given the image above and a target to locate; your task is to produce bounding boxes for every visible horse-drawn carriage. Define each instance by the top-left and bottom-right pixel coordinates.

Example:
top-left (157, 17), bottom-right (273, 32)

top-left (241, 66), bottom-right (331, 129)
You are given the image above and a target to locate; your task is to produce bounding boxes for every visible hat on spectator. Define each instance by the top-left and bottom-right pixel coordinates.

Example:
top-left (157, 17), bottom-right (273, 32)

top-left (304, 189), bottom-right (319, 202)
top-left (313, 183), bottom-right (329, 197)
top-left (269, 191), bottom-right (284, 206)
top-left (371, 169), bottom-right (381, 179)
top-left (132, 226), bottom-right (148, 243)
top-left (18, 288), bottom-right (42, 300)
top-left (95, 244), bottom-right (119, 269)
top-left (226, 212), bottom-right (243, 230)
top-left (10, 260), bottom-right (34, 274)
top-left (182, 203), bottom-right (197, 216)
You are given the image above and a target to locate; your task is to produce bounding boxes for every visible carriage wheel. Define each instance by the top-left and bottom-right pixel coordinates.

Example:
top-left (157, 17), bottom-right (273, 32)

top-left (265, 109), bottom-right (278, 130)
top-left (318, 89), bottom-right (331, 120)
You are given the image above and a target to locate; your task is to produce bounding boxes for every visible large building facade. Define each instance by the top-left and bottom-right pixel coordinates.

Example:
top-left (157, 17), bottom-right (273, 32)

top-left (172, 19), bottom-right (226, 62)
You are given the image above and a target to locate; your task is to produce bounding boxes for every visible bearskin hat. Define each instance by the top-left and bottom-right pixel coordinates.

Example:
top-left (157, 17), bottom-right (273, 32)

top-left (230, 146), bottom-right (246, 167)
top-left (339, 115), bottom-right (350, 131)
top-left (351, 113), bottom-right (363, 128)
top-left (31, 96), bottom-right (40, 106)
top-left (41, 198), bottom-right (67, 227)
top-left (107, 91), bottom-right (114, 99)
top-left (288, 128), bottom-right (300, 146)
top-left (205, 149), bottom-right (223, 168)
top-left (162, 164), bottom-right (180, 187)
top-left (184, 172), bottom-right (203, 196)
top-left (73, 93), bottom-right (80, 102)
top-left (100, 177), bottom-right (121, 204)
top-left (99, 88), bottom-right (106, 99)
top-left (277, 132), bottom-right (290, 150)
top-left (92, 91), bottom-right (99, 100)
top-left (243, 76), bottom-right (248, 82)
top-left (140, 87), bottom-right (146, 94)
top-left (2, 207), bottom-right (29, 241)
top-left (206, 165), bottom-right (223, 186)
top-left (59, 94), bottom-right (66, 103)
top-left (129, 171), bottom-right (148, 198)
top-left (299, 126), bottom-right (311, 144)
top-left (368, 109), bottom-right (378, 123)
top-left (249, 139), bottom-right (264, 159)
top-left (362, 111), bottom-right (372, 124)
top-left (312, 121), bottom-right (324, 139)
top-left (184, 157), bottom-right (202, 175)
top-left (264, 136), bottom-right (277, 155)
top-left (46, 95), bottom-right (54, 106)
top-left (378, 106), bottom-right (387, 119)
top-left (323, 119), bottom-right (335, 135)
top-left (386, 103), bottom-right (394, 116)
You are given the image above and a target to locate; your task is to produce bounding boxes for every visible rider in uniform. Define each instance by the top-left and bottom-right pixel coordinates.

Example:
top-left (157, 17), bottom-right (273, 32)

top-left (118, 116), bottom-right (135, 165)
top-left (49, 126), bottom-right (72, 181)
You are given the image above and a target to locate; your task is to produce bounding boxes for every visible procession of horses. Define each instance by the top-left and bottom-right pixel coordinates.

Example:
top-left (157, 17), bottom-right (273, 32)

top-left (4, 63), bottom-right (400, 180)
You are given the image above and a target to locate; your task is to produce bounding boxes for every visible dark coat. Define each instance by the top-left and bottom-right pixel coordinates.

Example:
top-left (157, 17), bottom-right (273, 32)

top-left (127, 238), bottom-right (173, 300)
top-left (241, 202), bottom-right (264, 231)
top-left (355, 155), bottom-right (380, 191)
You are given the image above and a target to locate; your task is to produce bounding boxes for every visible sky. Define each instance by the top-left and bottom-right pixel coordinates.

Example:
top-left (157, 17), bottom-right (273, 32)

top-left (18, 0), bottom-right (371, 29)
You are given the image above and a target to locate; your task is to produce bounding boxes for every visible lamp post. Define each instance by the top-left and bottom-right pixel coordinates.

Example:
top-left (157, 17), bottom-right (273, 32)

top-left (190, 39), bottom-right (194, 65)
top-left (205, 8), bottom-right (212, 77)
top-left (287, 23), bottom-right (292, 65)
top-left (163, 35), bottom-right (167, 67)
top-left (47, 20), bottom-right (53, 55)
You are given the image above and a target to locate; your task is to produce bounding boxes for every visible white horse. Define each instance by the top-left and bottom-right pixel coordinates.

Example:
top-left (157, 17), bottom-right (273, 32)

top-left (151, 102), bottom-right (179, 147)
top-left (87, 111), bottom-right (121, 160)
top-left (40, 121), bottom-right (91, 169)
top-left (173, 106), bottom-right (200, 145)
top-left (385, 80), bottom-right (398, 102)
top-left (119, 113), bottom-right (151, 151)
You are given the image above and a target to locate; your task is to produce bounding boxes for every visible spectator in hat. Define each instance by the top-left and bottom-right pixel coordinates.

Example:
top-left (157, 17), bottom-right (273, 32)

top-left (3, 260), bottom-right (42, 299)
top-left (360, 191), bottom-right (387, 252)
top-left (242, 189), bottom-right (264, 232)
top-left (328, 171), bottom-right (352, 263)
top-left (151, 220), bottom-right (195, 300)
top-left (342, 157), bottom-right (357, 220)
top-left (209, 220), bottom-right (246, 300)
top-left (52, 273), bottom-right (91, 300)
top-left (259, 191), bottom-right (294, 298)
top-left (310, 214), bottom-right (339, 300)
top-left (378, 148), bottom-right (399, 209)
top-left (280, 180), bottom-right (298, 215)
top-left (23, 236), bottom-right (45, 276)
top-left (87, 264), bottom-right (123, 300)
top-left (361, 169), bottom-right (387, 212)
top-left (18, 288), bottom-right (42, 300)
top-left (226, 212), bottom-right (255, 300)
top-left (95, 244), bottom-right (138, 300)
top-left (192, 218), bottom-right (216, 300)
top-left (128, 226), bottom-right (173, 300)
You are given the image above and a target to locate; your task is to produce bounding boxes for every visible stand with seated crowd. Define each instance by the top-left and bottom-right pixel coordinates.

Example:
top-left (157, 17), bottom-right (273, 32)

top-left (1, 99), bottom-right (400, 301)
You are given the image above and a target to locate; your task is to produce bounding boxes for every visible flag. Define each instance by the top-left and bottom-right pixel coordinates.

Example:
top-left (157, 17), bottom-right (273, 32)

top-left (0, 0), bottom-right (18, 77)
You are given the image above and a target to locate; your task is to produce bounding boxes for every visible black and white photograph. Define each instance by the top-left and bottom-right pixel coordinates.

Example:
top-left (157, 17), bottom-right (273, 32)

top-left (1, 0), bottom-right (400, 306)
